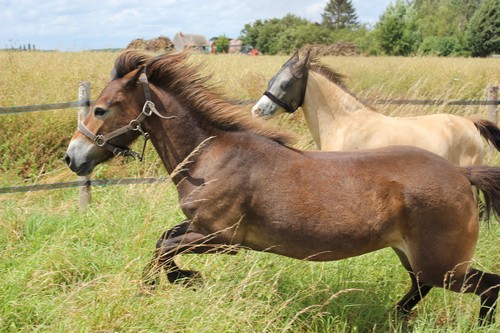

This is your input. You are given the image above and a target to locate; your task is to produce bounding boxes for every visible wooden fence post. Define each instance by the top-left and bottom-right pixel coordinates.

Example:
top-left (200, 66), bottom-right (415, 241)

top-left (78, 82), bottom-right (91, 210)
top-left (487, 85), bottom-right (498, 125)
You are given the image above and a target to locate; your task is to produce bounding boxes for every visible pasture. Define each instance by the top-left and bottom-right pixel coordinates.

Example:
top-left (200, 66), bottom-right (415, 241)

top-left (0, 51), bottom-right (499, 332)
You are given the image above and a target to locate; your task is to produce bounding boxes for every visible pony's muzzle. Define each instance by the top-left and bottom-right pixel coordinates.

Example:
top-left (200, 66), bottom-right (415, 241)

top-left (64, 153), bottom-right (81, 174)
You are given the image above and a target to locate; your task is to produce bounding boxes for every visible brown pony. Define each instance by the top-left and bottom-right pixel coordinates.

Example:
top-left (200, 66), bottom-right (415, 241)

top-left (65, 50), bottom-right (500, 325)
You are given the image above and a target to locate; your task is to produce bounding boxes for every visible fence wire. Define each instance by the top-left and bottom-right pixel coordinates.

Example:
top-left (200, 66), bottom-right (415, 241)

top-left (1, 95), bottom-right (498, 194)
top-left (0, 178), bottom-right (170, 194)
top-left (1, 99), bottom-right (498, 115)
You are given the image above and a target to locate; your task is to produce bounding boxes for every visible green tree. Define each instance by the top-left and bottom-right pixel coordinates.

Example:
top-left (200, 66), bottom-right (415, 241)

top-left (214, 35), bottom-right (230, 53)
top-left (467, 0), bottom-right (500, 57)
top-left (276, 24), bottom-right (335, 54)
top-left (322, 0), bottom-right (359, 29)
top-left (414, 0), bottom-right (482, 22)
top-left (241, 20), bottom-right (264, 50)
top-left (240, 11), bottom-right (370, 55)
top-left (240, 14), bottom-right (318, 54)
top-left (413, 0), bottom-right (481, 55)
top-left (419, 36), bottom-right (462, 56)
top-left (374, 0), bottom-right (421, 55)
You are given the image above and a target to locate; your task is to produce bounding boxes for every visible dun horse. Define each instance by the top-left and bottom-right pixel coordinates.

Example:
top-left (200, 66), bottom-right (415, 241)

top-left (252, 51), bottom-right (500, 166)
top-left (65, 51), bottom-right (500, 325)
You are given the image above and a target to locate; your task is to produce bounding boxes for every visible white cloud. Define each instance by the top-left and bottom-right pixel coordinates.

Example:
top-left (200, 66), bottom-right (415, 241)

top-left (0, 0), bottom-right (392, 50)
top-left (305, 2), bottom-right (326, 22)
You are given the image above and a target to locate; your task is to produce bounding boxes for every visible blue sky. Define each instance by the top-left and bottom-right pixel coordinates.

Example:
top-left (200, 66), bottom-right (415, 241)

top-left (1, 0), bottom-right (392, 51)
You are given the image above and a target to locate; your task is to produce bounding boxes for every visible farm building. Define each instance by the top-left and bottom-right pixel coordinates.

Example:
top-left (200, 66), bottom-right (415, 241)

top-left (173, 32), bottom-right (210, 52)
top-left (229, 39), bottom-right (242, 53)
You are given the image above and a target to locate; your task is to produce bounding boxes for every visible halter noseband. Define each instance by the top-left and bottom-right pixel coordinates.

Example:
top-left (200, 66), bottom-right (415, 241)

top-left (263, 91), bottom-right (297, 113)
top-left (78, 68), bottom-right (173, 161)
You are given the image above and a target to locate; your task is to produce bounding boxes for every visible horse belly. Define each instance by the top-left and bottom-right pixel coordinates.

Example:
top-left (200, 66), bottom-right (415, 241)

top-left (242, 178), bottom-right (406, 261)
top-left (242, 215), bottom-right (403, 261)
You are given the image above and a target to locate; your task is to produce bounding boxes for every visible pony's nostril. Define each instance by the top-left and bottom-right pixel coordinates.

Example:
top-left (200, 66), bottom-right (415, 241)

top-left (64, 154), bottom-right (71, 166)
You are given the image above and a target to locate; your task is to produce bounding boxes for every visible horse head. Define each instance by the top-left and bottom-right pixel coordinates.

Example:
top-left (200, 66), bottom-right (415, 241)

top-left (65, 67), bottom-right (149, 176)
top-left (252, 49), bottom-right (310, 118)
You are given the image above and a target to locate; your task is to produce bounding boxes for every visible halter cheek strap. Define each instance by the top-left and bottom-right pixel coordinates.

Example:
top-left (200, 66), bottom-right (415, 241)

top-left (78, 68), bottom-right (175, 161)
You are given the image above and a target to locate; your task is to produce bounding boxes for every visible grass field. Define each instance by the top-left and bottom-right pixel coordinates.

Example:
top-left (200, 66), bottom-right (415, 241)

top-left (0, 51), bottom-right (499, 332)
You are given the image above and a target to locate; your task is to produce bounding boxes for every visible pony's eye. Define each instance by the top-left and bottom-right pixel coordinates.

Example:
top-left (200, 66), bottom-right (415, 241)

top-left (280, 80), bottom-right (292, 89)
top-left (94, 107), bottom-right (108, 117)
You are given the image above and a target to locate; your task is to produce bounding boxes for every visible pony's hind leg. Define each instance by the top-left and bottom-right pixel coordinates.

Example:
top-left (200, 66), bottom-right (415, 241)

top-left (455, 268), bottom-right (500, 325)
top-left (392, 248), bottom-right (433, 316)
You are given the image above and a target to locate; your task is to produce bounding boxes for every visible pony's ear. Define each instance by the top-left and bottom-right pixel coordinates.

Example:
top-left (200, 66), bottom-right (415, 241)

top-left (304, 49), bottom-right (311, 66)
top-left (291, 50), bottom-right (309, 78)
top-left (123, 65), bottom-right (145, 89)
top-left (285, 49), bottom-right (299, 64)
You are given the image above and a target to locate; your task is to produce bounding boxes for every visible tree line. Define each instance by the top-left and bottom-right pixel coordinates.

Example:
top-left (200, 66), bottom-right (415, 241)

top-left (240, 0), bottom-right (499, 57)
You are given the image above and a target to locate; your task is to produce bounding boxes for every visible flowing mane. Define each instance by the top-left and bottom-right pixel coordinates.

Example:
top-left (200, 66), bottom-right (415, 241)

top-left (309, 59), bottom-right (347, 88)
top-left (112, 50), bottom-right (295, 146)
top-left (308, 59), bottom-right (372, 109)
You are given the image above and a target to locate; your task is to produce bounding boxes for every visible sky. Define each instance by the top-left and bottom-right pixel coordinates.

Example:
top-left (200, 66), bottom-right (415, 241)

top-left (1, 0), bottom-right (392, 51)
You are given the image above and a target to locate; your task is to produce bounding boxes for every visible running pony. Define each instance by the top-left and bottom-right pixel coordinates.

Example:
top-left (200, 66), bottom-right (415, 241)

top-left (252, 51), bottom-right (500, 166)
top-left (65, 51), bottom-right (500, 325)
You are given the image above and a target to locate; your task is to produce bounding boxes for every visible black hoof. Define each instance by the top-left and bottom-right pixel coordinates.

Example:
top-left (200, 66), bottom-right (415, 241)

top-left (137, 275), bottom-right (160, 296)
top-left (167, 269), bottom-right (203, 288)
top-left (395, 304), bottom-right (415, 321)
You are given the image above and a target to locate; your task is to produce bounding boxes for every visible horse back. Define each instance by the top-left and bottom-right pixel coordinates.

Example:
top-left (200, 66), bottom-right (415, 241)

top-left (326, 112), bottom-right (484, 166)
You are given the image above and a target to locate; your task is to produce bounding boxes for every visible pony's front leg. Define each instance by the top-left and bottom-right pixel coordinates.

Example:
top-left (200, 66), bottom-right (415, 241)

top-left (141, 220), bottom-right (192, 289)
top-left (141, 219), bottom-right (238, 289)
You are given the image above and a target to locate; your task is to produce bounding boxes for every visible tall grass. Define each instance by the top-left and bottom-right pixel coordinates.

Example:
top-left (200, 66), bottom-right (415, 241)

top-left (1, 52), bottom-right (498, 182)
top-left (0, 51), bottom-right (499, 332)
top-left (1, 184), bottom-right (499, 332)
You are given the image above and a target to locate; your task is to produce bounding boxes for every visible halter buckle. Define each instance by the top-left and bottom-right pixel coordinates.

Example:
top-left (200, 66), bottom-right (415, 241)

top-left (142, 100), bottom-right (155, 116)
top-left (113, 148), bottom-right (125, 157)
top-left (94, 135), bottom-right (107, 147)
top-left (129, 119), bottom-right (140, 131)
top-left (129, 119), bottom-right (148, 137)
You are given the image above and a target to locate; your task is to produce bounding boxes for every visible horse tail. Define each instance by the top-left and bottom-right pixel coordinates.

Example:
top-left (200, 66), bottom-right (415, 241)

top-left (463, 165), bottom-right (500, 222)
top-left (472, 118), bottom-right (500, 151)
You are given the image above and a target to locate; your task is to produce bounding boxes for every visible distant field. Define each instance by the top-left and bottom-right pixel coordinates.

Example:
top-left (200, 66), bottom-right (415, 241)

top-left (1, 51), bottom-right (498, 105)
top-left (1, 51), bottom-right (499, 182)
top-left (0, 51), bottom-right (499, 332)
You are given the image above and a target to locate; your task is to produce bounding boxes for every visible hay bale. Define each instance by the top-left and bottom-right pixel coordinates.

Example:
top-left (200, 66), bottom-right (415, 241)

top-left (300, 42), bottom-right (360, 57)
top-left (127, 36), bottom-right (174, 52)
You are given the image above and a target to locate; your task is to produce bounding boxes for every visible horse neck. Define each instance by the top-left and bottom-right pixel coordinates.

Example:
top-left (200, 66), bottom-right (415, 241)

top-left (301, 72), bottom-right (367, 149)
top-left (142, 91), bottom-right (213, 181)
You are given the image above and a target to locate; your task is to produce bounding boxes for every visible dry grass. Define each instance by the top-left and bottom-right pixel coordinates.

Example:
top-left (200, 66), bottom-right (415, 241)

top-left (2, 51), bottom-right (498, 183)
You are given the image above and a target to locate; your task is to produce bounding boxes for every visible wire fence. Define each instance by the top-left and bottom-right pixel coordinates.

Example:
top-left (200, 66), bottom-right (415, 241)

top-left (0, 177), bottom-right (170, 194)
top-left (1, 98), bottom-right (498, 115)
top-left (1, 85), bottom-right (498, 197)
